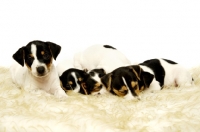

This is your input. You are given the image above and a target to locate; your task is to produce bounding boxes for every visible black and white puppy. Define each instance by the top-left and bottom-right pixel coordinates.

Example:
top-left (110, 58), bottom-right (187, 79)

top-left (10, 40), bottom-right (67, 98)
top-left (59, 68), bottom-right (89, 95)
top-left (139, 58), bottom-right (194, 92)
top-left (101, 65), bottom-right (154, 100)
top-left (73, 44), bottom-right (131, 74)
top-left (85, 68), bottom-right (108, 95)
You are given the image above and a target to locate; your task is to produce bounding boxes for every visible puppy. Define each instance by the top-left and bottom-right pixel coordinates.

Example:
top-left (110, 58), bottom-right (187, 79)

top-left (139, 58), bottom-right (194, 91)
top-left (59, 68), bottom-right (89, 95)
top-left (85, 68), bottom-right (108, 95)
top-left (10, 40), bottom-right (67, 98)
top-left (73, 44), bottom-right (131, 73)
top-left (101, 65), bottom-right (154, 100)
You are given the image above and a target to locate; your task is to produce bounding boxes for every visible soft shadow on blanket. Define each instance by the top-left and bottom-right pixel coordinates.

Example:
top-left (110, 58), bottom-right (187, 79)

top-left (0, 66), bottom-right (200, 132)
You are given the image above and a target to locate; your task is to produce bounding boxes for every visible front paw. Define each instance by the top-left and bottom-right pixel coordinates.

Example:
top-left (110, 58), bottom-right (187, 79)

top-left (55, 89), bottom-right (68, 99)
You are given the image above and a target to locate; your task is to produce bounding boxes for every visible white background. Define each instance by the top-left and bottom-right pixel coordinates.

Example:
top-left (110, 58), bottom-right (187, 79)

top-left (0, 0), bottom-right (200, 69)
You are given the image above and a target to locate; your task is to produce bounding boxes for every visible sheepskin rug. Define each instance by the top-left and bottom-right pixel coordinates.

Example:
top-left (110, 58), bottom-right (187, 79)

top-left (1, 66), bottom-right (200, 132)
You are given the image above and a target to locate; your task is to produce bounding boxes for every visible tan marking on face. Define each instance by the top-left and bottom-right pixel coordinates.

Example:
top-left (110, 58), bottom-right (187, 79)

top-left (140, 86), bottom-right (145, 92)
top-left (41, 51), bottom-right (45, 55)
top-left (68, 81), bottom-right (73, 85)
top-left (25, 63), bottom-right (31, 71)
top-left (107, 76), bottom-right (112, 91)
top-left (132, 69), bottom-right (140, 81)
top-left (134, 85), bottom-right (140, 96)
top-left (60, 80), bottom-right (67, 93)
top-left (113, 86), bottom-right (128, 97)
top-left (81, 82), bottom-right (88, 95)
top-left (91, 83), bottom-right (102, 93)
top-left (46, 57), bottom-right (52, 71)
top-left (78, 78), bottom-right (82, 82)
top-left (131, 81), bottom-right (137, 87)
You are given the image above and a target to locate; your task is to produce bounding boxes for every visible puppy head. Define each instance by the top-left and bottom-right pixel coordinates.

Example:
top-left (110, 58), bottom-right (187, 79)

top-left (12, 40), bottom-right (61, 77)
top-left (59, 68), bottom-right (89, 95)
top-left (85, 68), bottom-right (107, 95)
top-left (101, 65), bottom-right (154, 99)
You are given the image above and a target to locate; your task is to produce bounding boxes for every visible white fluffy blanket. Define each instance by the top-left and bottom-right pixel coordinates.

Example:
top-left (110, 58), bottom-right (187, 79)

top-left (1, 66), bottom-right (200, 132)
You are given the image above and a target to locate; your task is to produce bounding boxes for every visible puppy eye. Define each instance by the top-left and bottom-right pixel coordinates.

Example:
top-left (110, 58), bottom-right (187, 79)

top-left (99, 85), bottom-right (102, 88)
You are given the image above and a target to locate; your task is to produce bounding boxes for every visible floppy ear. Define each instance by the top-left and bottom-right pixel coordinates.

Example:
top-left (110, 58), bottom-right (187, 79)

top-left (46, 41), bottom-right (61, 60)
top-left (141, 71), bottom-right (154, 88)
top-left (101, 73), bottom-right (112, 91)
top-left (98, 68), bottom-right (106, 77)
top-left (12, 46), bottom-right (25, 66)
top-left (129, 65), bottom-right (142, 81)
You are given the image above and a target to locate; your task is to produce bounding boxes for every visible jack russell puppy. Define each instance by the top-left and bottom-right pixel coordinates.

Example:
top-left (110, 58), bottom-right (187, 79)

top-left (10, 40), bottom-right (67, 98)
top-left (73, 44), bottom-right (132, 74)
top-left (101, 65), bottom-right (154, 100)
top-left (101, 58), bottom-right (194, 100)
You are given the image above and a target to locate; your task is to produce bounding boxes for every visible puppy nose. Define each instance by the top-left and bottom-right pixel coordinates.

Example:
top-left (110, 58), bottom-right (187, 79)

top-left (37, 66), bottom-right (45, 74)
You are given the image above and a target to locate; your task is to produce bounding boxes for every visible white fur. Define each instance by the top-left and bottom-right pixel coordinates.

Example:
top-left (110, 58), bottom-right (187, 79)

top-left (73, 44), bottom-right (131, 73)
top-left (159, 59), bottom-right (194, 87)
top-left (10, 44), bottom-right (67, 99)
top-left (56, 59), bottom-right (75, 76)
top-left (71, 72), bottom-right (80, 93)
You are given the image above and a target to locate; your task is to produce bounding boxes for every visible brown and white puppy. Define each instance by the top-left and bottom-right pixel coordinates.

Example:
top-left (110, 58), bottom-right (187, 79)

top-left (101, 65), bottom-right (154, 100)
top-left (10, 40), bottom-right (67, 98)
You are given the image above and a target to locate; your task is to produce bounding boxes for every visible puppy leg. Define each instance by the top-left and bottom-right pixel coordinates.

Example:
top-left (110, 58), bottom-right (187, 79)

top-left (144, 79), bottom-right (161, 93)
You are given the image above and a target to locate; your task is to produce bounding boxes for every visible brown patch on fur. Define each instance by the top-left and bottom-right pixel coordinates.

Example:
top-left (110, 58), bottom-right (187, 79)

top-left (60, 80), bottom-right (67, 93)
top-left (46, 57), bottom-right (53, 71)
top-left (113, 86), bottom-right (128, 97)
top-left (25, 63), bottom-right (32, 71)
top-left (68, 81), bottom-right (73, 85)
top-left (132, 69), bottom-right (140, 81)
top-left (41, 51), bottom-right (45, 55)
top-left (107, 75), bottom-right (112, 91)
top-left (91, 83), bottom-right (102, 94)
top-left (131, 81), bottom-right (137, 87)
top-left (81, 83), bottom-right (88, 95)
top-left (134, 85), bottom-right (140, 96)
top-left (140, 86), bottom-right (145, 92)
top-left (78, 78), bottom-right (82, 82)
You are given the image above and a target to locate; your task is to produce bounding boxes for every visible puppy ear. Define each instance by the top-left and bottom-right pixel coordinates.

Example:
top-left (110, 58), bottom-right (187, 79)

top-left (46, 41), bottom-right (61, 60)
top-left (98, 68), bottom-right (106, 77)
top-left (101, 73), bottom-right (112, 91)
top-left (129, 65), bottom-right (142, 81)
top-left (12, 46), bottom-right (25, 66)
top-left (141, 71), bottom-right (154, 88)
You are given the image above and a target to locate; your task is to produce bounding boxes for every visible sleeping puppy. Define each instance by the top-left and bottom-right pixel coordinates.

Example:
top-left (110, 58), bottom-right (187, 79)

top-left (101, 65), bottom-right (154, 100)
top-left (59, 68), bottom-right (89, 94)
top-left (73, 44), bottom-right (131, 74)
top-left (59, 68), bottom-right (108, 95)
top-left (85, 68), bottom-right (108, 95)
top-left (10, 40), bottom-right (67, 98)
top-left (139, 58), bottom-right (194, 91)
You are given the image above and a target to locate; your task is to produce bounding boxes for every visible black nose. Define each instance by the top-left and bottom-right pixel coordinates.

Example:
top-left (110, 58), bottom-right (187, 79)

top-left (37, 66), bottom-right (45, 74)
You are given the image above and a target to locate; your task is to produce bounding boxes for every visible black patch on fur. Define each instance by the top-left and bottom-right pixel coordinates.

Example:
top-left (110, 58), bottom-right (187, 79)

top-left (59, 68), bottom-right (89, 94)
top-left (103, 45), bottom-right (116, 50)
top-left (89, 68), bottom-right (106, 78)
top-left (139, 59), bottom-right (165, 87)
top-left (162, 58), bottom-right (177, 64)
